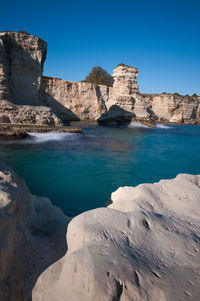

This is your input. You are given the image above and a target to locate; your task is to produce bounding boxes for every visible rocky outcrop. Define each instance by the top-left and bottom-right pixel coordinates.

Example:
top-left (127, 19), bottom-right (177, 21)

top-left (0, 31), bottom-right (47, 105)
top-left (0, 99), bottom-right (63, 126)
top-left (0, 31), bottom-right (65, 126)
top-left (0, 163), bottom-right (200, 300)
top-left (32, 173), bottom-right (200, 301)
top-left (0, 162), bottom-right (69, 301)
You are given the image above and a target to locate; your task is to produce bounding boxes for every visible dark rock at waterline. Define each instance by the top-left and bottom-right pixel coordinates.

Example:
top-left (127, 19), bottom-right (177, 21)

top-left (0, 124), bottom-right (82, 140)
top-left (97, 105), bottom-right (134, 126)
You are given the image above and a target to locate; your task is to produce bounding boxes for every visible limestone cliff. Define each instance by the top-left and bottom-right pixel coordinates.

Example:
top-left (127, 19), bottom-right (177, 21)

top-left (41, 76), bottom-right (109, 122)
top-left (0, 31), bottom-right (63, 125)
top-left (41, 64), bottom-right (200, 126)
top-left (0, 162), bottom-right (199, 300)
top-left (0, 31), bottom-right (199, 127)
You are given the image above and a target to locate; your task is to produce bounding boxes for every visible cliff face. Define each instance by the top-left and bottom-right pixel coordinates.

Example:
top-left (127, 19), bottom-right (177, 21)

top-left (41, 76), bottom-right (109, 121)
top-left (41, 65), bottom-right (200, 126)
top-left (0, 31), bottom-right (63, 125)
top-left (0, 31), bottom-right (199, 127)
top-left (0, 31), bottom-right (46, 105)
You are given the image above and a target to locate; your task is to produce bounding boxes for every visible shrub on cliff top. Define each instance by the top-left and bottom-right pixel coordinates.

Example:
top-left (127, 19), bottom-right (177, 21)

top-left (84, 66), bottom-right (113, 86)
top-left (117, 63), bottom-right (131, 68)
top-left (192, 93), bottom-right (198, 97)
top-left (173, 92), bottom-right (181, 96)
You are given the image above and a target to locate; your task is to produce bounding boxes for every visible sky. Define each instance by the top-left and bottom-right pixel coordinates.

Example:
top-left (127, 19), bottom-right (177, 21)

top-left (1, 0), bottom-right (200, 95)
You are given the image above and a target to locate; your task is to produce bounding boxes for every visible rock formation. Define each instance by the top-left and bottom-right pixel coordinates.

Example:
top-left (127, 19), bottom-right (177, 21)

top-left (0, 31), bottom-right (46, 105)
top-left (0, 163), bottom-right (200, 300)
top-left (0, 31), bottom-right (63, 126)
top-left (32, 173), bottom-right (200, 301)
top-left (41, 63), bottom-right (200, 126)
top-left (41, 76), bottom-right (109, 122)
top-left (0, 162), bottom-right (69, 301)
top-left (0, 31), bottom-right (199, 127)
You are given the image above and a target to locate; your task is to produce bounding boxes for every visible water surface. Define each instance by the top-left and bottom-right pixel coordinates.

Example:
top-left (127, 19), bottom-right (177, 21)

top-left (0, 122), bottom-right (199, 217)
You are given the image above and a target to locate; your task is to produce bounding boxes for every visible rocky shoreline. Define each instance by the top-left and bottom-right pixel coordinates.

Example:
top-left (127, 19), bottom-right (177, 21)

top-left (0, 162), bottom-right (199, 300)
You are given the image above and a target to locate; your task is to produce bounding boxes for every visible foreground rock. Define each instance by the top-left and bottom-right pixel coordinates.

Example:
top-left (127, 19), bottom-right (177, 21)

top-left (0, 162), bottom-right (70, 301)
top-left (33, 174), bottom-right (200, 301)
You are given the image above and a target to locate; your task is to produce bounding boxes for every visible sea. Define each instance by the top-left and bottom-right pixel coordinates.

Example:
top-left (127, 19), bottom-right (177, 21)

top-left (0, 122), bottom-right (200, 217)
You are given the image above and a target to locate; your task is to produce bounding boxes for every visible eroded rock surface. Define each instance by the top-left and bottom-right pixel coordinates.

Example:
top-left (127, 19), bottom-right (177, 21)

top-left (0, 31), bottom-right (46, 105)
top-left (0, 162), bottom-right (69, 301)
top-left (41, 65), bottom-right (200, 126)
top-left (0, 31), bottom-right (65, 126)
top-left (33, 174), bottom-right (200, 301)
top-left (41, 76), bottom-right (109, 121)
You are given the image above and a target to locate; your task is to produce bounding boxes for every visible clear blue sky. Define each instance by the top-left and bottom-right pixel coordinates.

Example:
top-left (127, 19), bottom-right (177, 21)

top-left (1, 0), bottom-right (200, 94)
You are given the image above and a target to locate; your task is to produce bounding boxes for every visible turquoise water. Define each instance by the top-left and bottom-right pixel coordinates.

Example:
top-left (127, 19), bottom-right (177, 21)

top-left (0, 122), bottom-right (200, 217)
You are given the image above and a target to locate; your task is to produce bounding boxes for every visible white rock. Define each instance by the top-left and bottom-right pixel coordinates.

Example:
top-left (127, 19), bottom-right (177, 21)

top-left (33, 173), bottom-right (200, 301)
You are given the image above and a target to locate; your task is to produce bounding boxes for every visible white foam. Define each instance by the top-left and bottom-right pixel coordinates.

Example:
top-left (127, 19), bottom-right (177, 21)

top-left (155, 124), bottom-right (172, 129)
top-left (26, 132), bottom-right (78, 143)
top-left (128, 121), bottom-right (149, 128)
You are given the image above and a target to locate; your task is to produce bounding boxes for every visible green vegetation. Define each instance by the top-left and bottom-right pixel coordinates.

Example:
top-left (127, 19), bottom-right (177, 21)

top-left (117, 63), bottom-right (131, 68)
top-left (173, 92), bottom-right (181, 96)
top-left (84, 66), bottom-right (113, 86)
top-left (162, 92), bottom-right (167, 94)
top-left (192, 93), bottom-right (198, 97)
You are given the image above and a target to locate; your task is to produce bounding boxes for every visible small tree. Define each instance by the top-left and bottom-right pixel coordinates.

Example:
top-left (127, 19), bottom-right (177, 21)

top-left (117, 63), bottom-right (131, 68)
top-left (192, 93), bottom-right (198, 97)
top-left (84, 66), bottom-right (113, 86)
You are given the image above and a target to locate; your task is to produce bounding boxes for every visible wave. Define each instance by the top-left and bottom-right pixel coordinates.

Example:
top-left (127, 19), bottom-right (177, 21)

top-left (20, 132), bottom-right (79, 144)
top-left (155, 124), bottom-right (172, 129)
top-left (128, 121), bottom-right (172, 130)
top-left (128, 121), bottom-right (149, 128)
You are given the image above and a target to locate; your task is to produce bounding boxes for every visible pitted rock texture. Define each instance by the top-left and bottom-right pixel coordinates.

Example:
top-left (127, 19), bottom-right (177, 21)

top-left (33, 173), bottom-right (200, 301)
top-left (0, 162), bottom-right (69, 301)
